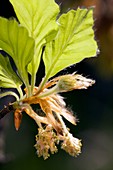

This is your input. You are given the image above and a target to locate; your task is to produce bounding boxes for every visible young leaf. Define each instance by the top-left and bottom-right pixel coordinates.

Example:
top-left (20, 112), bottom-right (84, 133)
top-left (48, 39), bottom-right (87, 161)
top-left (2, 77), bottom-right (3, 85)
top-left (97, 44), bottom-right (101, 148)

top-left (10, 0), bottom-right (60, 76)
top-left (0, 54), bottom-right (22, 88)
top-left (0, 17), bottom-right (35, 88)
top-left (43, 8), bottom-right (98, 79)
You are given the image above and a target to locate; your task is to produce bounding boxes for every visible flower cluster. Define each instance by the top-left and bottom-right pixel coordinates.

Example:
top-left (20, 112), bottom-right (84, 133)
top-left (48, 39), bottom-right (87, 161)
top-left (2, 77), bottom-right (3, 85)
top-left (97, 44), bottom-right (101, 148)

top-left (20, 73), bottom-right (95, 159)
top-left (35, 126), bottom-right (58, 160)
top-left (35, 126), bottom-right (82, 160)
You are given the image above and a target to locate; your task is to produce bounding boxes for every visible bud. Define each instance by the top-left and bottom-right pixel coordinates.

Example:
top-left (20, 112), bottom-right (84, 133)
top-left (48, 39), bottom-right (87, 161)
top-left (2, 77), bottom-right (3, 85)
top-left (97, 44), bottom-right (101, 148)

top-left (57, 74), bottom-right (95, 92)
top-left (14, 109), bottom-right (22, 131)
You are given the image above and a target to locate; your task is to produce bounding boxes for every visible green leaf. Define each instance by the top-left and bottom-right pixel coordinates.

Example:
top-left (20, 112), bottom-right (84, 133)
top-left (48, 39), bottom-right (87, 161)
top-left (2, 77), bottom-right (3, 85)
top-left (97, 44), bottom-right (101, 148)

top-left (43, 8), bottom-right (98, 79)
top-left (0, 54), bottom-right (22, 88)
top-left (10, 0), bottom-right (60, 76)
top-left (0, 17), bottom-right (35, 88)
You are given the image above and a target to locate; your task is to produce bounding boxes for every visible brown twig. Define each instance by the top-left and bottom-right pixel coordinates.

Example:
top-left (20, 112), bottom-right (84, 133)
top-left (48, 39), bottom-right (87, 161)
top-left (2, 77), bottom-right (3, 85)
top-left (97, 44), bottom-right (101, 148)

top-left (0, 104), bottom-right (14, 119)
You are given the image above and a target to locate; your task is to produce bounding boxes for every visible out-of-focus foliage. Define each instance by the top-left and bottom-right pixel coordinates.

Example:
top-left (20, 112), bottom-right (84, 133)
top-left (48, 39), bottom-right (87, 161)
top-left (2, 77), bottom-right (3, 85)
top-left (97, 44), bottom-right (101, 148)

top-left (80, 0), bottom-right (113, 79)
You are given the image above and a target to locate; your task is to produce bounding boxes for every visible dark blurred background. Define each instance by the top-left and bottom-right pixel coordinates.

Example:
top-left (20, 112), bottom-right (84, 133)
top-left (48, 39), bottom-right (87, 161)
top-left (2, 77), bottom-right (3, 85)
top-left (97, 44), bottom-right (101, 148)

top-left (0, 0), bottom-right (113, 170)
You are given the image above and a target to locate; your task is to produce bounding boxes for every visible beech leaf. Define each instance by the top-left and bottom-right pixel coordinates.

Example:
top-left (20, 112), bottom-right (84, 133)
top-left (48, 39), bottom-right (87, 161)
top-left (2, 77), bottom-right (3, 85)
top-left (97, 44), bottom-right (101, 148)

top-left (0, 17), bottom-right (35, 86)
top-left (43, 8), bottom-right (98, 79)
top-left (10, 0), bottom-right (60, 75)
top-left (0, 54), bottom-right (22, 88)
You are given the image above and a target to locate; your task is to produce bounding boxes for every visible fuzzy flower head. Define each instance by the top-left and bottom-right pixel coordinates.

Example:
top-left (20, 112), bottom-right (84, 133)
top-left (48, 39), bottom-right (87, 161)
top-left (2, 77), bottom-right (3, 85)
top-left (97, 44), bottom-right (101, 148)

top-left (35, 125), bottom-right (58, 160)
top-left (57, 74), bottom-right (95, 92)
top-left (61, 133), bottom-right (82, 157)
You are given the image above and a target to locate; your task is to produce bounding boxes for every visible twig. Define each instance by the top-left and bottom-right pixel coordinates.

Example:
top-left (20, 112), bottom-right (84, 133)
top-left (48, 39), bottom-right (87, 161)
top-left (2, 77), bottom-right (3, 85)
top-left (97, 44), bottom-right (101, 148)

top-left (0, 104), bottom-right (14, 119)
